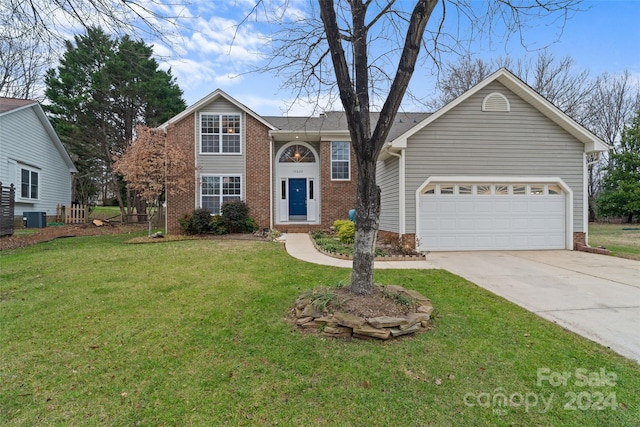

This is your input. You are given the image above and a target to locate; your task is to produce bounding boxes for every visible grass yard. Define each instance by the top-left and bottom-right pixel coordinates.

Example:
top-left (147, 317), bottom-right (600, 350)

top-left (1, 234), bottom-right (639, 426)
top-left (589, 222), bottom-right (640, 260)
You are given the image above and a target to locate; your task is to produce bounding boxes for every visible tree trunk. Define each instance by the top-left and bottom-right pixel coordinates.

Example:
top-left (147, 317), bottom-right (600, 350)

top-left (349, 159), bottom-right (380, 295)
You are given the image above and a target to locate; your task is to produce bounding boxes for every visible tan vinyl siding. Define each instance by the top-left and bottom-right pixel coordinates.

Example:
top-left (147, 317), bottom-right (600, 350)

top-left (377, 157), bottom-right (400, 233)
top-left (404, 81), bottom-right (585, 233)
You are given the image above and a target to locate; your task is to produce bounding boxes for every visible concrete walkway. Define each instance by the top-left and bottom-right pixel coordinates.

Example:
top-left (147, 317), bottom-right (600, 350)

top-left (285, 233), bottom-right (640, 363)
top-left (284, 233), bottom-right (439, 269)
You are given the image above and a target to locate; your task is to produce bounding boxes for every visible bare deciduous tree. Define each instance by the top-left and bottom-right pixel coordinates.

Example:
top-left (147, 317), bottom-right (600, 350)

top-left (431, 50), bottom-right (594, 120)
top-left (113, 125), bottom-right (194, 236)
top-left (256, 0), bottom-right (583, 295)
top-left (0, 0), bottom-right (187, 100)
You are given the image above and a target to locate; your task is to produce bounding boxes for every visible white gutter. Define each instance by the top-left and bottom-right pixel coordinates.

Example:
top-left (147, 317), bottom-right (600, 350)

top-left (269, 137), bottom-right (274, 230)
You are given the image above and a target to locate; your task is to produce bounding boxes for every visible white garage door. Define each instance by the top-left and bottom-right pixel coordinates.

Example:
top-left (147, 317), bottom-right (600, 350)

top-left (419, 183), bottom-right (567, 251)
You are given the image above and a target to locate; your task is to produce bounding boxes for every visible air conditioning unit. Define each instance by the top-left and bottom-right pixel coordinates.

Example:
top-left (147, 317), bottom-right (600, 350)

top-left (23, 212), bottom-right (47, 228)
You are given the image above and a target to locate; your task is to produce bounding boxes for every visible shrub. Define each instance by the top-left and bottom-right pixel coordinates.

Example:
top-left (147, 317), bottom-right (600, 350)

top-left (337, 220), bottom-right (355, 244)
top-left (210, 215), bottom-right (228, 235)
top-left (179, 209), bottom-right (212, 235)
top-left (221, 200), bottom-right (256, 234)
top-left (178, 213), bottom-right (195, 235)
top-left (333, 219), bottom-right (352, 233)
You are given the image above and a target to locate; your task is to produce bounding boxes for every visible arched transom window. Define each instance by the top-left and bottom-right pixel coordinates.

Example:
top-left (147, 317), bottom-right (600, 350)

top-left (279, 144), bottom-right (315, 163)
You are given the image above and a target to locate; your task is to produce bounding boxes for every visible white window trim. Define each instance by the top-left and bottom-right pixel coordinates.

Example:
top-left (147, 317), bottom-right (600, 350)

top-left (199, 113), bottom-right (243, 155)
top-left (18, 164), bottom-right (40, 201)
top-left (415, 176), bottom-right (573, 252)
top-left (331, 141), bottom-right (351, 181)
top-left (199, 174), bottom-right (243, 215)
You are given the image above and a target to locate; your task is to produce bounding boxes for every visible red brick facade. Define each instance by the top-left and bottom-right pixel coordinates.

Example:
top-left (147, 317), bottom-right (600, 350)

top-left (318, 140), bottom-right (357, 228)
top-left (244, 114), bottom-right (272, 230)
top-left (165, 114), bottom-right (195, 235)
top-left (163, 109), bottom-right (358, 235)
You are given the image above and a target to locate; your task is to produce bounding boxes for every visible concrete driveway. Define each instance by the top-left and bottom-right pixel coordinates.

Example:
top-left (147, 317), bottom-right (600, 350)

top-left (427, 250), bottom-right (640, 363)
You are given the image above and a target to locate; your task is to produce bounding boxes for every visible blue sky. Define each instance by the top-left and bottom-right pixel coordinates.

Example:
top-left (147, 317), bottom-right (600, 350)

top-left (150, 0), bottom-right (640, 116)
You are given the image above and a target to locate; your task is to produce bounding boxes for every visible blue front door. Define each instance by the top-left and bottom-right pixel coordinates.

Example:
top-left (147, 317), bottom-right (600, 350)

top-left (289, 178), bottom-right (307, 216)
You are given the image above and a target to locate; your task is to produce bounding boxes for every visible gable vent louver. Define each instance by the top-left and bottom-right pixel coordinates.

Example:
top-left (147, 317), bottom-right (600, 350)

top-left (482, 92), bottom-right (510, 112)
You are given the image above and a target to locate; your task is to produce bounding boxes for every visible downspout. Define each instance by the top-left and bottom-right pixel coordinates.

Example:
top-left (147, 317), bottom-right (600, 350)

top-left (269, 136), bottom-right (274, 230)
top-left (383, 145), bottom-right (405, 239)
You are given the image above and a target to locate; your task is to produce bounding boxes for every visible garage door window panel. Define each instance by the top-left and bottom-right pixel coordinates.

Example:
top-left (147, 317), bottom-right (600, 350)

top-left (548, 184), bottom-right (563, 195)
top-left (513, 185), bottom-right (526, 195)
top-left (458, 184), bottom-right (472, 195)
top-left (439, 184), bottom-right (454, 195)
top-left (477, 185), bottom-right (491, 195)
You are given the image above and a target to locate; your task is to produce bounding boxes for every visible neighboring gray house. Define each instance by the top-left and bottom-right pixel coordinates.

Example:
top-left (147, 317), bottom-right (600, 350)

top-left (0, 98), bottom-right (77, 220)
top-left (377, 68), bottom-right (609, 251)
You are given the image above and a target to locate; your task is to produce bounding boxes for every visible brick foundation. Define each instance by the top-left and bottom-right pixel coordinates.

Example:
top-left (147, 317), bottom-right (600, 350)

top-left (573, 231), bottom-right (611, 255)
top-left (377, 230), bottom-right (417, 250)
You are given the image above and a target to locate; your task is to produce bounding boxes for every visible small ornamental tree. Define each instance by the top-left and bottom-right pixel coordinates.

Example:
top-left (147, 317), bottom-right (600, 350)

top-left (113, 125), bottom-right (194, 236)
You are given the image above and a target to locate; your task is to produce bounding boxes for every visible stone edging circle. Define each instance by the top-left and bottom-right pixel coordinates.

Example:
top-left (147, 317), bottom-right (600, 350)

top-left (309, 233), bottom-right (425, 261)
top-left (293, 285), bottom-right (434, 340)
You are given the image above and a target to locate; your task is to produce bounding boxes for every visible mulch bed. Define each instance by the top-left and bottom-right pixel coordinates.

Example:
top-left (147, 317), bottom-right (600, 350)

top-left (0, 223), bottom-right (144, 251)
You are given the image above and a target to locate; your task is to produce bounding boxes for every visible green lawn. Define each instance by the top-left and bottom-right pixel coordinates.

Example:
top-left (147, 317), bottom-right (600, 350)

top-left (1, 234), bottom-right (639, 426)
top-left (589, 222), bottom-right (640, 260)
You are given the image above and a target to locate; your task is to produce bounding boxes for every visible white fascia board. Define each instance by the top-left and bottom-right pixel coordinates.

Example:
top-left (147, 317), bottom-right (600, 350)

top-left (494, 72), bottom-right (610, 153)
top-left (158, 89), bottom-right (277, 131)
top-left (389, 68), bottom-right (610, 154)
top-left (33, 103), bottom-right (78, 173)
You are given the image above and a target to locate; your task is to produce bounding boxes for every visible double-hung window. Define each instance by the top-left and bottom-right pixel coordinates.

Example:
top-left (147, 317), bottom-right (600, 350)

top-left (200, 113), bottom-right (241, 154)
top-left (20, 167), bottom-right (39, 200)
top-left (201, 175), bottom-right (242, 215)
top-left (331, 141), bottom-right (350, 180)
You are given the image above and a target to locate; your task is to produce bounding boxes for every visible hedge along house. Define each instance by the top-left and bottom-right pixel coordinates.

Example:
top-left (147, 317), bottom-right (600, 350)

top-left (160, 68), bottom-right (609, 251)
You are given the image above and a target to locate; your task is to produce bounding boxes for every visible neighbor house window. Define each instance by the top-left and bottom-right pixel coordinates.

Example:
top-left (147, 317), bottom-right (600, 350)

top-left (201, 175), bottom-right (241, 214)
top-left (200, 113), bottom-right (241, 154)
top-left (20, 167), bottom-right (39, 200)
top-left (331, 141), bottom-right (350, 180)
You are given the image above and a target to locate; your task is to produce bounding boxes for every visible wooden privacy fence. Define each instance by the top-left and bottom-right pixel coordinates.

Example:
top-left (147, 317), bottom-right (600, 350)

top-left (57, 204), bottom-right (89, 224)
top-left (0, 182), bottom-right (16, 236)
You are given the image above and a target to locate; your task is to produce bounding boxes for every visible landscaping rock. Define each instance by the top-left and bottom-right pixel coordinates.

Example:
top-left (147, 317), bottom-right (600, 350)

top-left (295, 297), bottom-right (310, 310)
top-left (300, 321), bottom-right (321, 329)
top-left (399, 313), bottom-right (424, 330)
top-left (292, 285), bottom-right (434, 341)
top-left (322, 326), bottom-right (352, 338)
top-left (333, 312), bottom-right (366, 329)
top-left (353, 324), bottom-right (391, 340)
top-left (315, 315), bottom-right (338, 327)
top-left (367, 316), bottom-right (408, 329)
top-left (389, 323), bottom-right (422, 337)
top-left (301, 304), bottom-right (323, 318)
top-left (417, 301), bottom-right (434, 316)
top-left (296, 316), bottom-right (314, 326)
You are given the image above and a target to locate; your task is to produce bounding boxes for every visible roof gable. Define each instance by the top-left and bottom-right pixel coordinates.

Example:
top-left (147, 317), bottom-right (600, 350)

top-left (389, 68), bottom-right (610, 154)
top-left (0, 98), bottom-right (77, 173)
top-left (158, 89), bottom-right (277, 131)
top-left (0, 97), bottom-right (38, 114)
